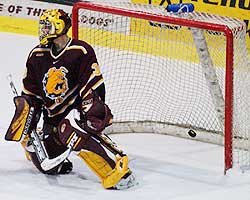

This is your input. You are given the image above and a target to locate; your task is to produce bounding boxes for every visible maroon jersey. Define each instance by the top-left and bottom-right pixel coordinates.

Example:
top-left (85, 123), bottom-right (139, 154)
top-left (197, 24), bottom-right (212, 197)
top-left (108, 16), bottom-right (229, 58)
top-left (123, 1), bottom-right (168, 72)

top-left (22, 38), bottom-right (104, 125)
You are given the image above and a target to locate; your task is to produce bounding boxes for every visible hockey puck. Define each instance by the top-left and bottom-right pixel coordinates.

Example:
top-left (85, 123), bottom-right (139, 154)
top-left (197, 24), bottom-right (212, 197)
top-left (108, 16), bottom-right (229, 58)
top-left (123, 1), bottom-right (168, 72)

top-left (188, 129), bottom-right (196, 138)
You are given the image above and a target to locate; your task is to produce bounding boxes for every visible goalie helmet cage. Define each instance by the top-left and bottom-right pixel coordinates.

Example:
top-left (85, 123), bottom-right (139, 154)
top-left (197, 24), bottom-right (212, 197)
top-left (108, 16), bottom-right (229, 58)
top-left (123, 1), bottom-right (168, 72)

top-left (72, 1), bottom-right (250, 173)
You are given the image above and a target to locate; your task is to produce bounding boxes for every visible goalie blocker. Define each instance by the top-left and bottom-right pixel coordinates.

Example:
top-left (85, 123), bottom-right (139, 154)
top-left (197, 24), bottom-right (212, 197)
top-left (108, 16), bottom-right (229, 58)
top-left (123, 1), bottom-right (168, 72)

top-left (5, 95), bottom-right (41, 142)
top-left (5, 95), bottom-right (40, 162)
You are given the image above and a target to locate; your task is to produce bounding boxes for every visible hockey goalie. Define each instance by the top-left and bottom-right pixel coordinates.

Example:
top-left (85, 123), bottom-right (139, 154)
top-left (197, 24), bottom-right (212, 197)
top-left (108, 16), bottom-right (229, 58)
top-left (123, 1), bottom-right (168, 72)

top-left (5, 9), bottom-right (136, 190)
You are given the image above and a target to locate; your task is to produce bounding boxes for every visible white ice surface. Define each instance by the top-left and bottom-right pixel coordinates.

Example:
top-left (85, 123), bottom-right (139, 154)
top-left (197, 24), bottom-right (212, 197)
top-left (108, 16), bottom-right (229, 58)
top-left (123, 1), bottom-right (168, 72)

top-left (1, 32), bottom-right (250, 200)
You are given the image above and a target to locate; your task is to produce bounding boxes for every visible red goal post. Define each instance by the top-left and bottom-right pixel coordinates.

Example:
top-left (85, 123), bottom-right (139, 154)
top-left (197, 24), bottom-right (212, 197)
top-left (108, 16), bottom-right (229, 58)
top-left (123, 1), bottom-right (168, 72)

top-left (72, 1), bottom-right (249, 173)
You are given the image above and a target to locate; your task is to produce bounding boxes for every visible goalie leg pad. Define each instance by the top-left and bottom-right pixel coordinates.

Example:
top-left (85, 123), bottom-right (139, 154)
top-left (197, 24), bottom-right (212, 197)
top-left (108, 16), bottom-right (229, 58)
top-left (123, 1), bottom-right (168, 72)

top-left (77, 151), bottom-right (113, 179)
top-left (58, 113), bottom-right (136, 189)
top-left (77, 152), bottom-right (136, 189)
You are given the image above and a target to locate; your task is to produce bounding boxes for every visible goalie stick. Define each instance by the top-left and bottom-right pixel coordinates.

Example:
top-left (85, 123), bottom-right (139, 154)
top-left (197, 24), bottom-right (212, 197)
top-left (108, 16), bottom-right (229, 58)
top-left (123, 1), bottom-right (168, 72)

top-left (6, 74), bottom-right (71, 171)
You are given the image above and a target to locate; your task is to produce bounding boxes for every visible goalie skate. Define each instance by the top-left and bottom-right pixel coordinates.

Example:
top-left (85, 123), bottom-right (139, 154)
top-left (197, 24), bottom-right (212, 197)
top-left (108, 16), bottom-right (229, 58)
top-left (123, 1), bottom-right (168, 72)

top-left (113, 171), bottom-right (137, 190)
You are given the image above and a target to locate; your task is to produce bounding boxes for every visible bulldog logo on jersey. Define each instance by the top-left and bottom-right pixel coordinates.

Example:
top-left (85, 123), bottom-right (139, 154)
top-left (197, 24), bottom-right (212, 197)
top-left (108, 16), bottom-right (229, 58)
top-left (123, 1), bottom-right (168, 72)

top-left (42, 66), bottom-right (69, 103)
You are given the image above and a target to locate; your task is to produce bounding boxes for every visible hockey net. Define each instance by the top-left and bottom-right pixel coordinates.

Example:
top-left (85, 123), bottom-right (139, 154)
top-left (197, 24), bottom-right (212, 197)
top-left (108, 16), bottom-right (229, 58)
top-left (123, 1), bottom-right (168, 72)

top-left (72, 1), bottom-right (250, 173)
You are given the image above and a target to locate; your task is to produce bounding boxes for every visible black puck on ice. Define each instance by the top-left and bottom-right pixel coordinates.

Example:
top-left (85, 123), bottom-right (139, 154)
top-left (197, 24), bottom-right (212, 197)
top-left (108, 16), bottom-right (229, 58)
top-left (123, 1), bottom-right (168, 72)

top-left (188, 129), bottom-right (196, 138)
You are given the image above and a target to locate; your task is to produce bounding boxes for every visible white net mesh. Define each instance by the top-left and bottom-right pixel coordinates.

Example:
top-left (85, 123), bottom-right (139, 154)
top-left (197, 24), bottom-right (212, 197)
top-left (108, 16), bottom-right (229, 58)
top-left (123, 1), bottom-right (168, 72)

top-left (74, 2), bottom-right (250, 171)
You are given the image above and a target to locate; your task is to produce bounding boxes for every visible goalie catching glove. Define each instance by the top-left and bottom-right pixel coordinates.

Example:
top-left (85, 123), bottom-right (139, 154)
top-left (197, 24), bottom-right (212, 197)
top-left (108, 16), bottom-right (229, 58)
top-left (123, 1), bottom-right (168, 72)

top-left (77, 91), bottom-right (113, 134)
top-left (5, 95), bottom-right (41, 142)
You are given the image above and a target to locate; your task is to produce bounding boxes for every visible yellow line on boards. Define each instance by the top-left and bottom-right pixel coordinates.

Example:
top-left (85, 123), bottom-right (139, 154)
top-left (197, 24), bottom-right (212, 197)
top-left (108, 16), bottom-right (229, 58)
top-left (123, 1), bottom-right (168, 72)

top-left (0, 16), bottom-right (38, 36)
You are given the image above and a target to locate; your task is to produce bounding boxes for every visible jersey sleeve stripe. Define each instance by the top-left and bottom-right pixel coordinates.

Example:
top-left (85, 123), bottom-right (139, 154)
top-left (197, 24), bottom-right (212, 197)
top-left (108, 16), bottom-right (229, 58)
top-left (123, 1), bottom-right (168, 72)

top-left (81, 78), bottom-right (104, 99)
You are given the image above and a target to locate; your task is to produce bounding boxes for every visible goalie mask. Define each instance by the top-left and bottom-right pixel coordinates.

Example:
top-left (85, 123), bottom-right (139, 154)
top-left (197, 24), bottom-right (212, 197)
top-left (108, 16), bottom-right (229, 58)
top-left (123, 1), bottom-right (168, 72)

top-left (39, 9), bottom-right (71, 45)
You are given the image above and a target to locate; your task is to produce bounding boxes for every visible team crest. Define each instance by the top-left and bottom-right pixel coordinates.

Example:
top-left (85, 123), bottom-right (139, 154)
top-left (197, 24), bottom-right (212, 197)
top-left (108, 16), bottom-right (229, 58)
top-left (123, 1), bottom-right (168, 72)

top-left (42, 66), bottom-right (69, 103)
